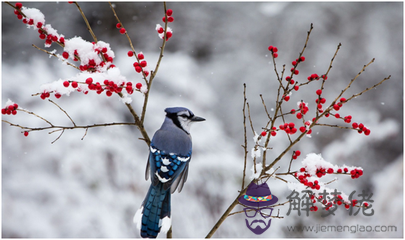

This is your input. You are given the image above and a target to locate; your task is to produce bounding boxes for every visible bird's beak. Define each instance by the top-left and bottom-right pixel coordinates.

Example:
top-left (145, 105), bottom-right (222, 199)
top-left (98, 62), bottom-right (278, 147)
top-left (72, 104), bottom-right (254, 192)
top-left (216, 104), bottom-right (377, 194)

top-left (191, 115), bottom-right (205, 122)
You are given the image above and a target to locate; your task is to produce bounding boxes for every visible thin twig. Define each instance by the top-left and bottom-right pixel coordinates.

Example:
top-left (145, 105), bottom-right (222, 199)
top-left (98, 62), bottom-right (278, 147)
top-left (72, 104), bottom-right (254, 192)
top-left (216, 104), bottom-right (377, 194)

top-left (48, 99), bottom-right (76, 127)
top-left (32, 44), bottom-right (80, 70)
top-left (51, 129), bottom-right (65, 144)
top-left (73, 2), bottom-right (98, 43)
top-left (17, 109), bottom-right (53, 126)
top-left (141, 2), bottom-right (169, 124)
top-left (81, 128), bottom-right (89, 140)
top-left (2, 120), bottom-right (137, 132)
top-left (241, 83), bottom-right (248, 191)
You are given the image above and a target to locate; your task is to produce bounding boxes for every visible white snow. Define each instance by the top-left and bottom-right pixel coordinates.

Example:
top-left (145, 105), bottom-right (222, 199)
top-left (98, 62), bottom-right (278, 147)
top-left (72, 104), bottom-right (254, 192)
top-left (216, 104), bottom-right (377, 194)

top-left (21, 7), bottom-right (45, 27)
top-left (159, 216), bottom-right (172, 234)
top-left (133, 206), bottom-right (143, 231)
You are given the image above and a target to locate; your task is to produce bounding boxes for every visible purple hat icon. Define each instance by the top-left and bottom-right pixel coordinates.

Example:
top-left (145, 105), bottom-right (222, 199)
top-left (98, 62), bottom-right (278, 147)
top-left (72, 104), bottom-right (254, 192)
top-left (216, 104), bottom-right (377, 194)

top-left (238, 182), bottom-right (278, 207)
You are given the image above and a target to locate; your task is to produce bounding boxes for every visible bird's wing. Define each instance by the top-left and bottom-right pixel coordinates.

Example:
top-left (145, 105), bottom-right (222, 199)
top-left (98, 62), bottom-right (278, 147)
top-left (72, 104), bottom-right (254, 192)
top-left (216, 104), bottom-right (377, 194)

top-left (149, 144), bottom-right (191, 191)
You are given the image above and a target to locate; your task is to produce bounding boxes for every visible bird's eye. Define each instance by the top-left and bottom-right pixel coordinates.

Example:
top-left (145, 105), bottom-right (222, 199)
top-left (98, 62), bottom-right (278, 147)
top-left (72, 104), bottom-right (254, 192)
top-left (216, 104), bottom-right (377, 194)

top-left (179, 114), bottom-right (188, 118)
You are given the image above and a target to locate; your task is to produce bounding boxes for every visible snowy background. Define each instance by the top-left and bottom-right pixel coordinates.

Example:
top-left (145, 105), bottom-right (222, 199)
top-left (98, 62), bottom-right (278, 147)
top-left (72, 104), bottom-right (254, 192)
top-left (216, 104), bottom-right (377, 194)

top-left (2, 2), bottom-right (403, 238)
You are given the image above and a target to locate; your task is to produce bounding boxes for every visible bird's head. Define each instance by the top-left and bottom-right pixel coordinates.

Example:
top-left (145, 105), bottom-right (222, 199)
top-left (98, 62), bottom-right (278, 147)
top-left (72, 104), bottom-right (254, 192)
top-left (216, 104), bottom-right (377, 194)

top-left (165, 107), bottom-right (205, 134)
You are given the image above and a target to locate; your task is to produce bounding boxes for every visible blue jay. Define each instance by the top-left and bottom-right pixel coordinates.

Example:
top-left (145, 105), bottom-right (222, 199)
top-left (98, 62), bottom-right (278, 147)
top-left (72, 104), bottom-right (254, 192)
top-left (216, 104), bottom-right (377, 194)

top-left (134, 107), bottom-right (205, 238)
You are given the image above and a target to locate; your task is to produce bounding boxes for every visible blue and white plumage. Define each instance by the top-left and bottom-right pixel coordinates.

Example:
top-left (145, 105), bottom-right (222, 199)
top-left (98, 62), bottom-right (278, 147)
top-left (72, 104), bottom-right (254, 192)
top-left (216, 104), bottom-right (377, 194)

top-left (134, 107), bottom-right (205, 238)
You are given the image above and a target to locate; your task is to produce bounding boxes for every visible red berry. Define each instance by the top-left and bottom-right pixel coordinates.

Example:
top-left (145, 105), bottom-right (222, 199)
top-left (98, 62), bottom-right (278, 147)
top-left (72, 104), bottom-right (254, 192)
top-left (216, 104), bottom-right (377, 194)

top-left (55, 93), bottom-right (62, 99)
top-left (294, 85), bottom-right (299, 91)
top-left (337, 169), bottom-right (342, 173)
top-left (127, 51), bottom-right (134, 57)
top-left (106, 91), bottom-right (112, 97)
top-left (62, 51), bottom-right (69, 59)
top-left (63, 81), bottom-right (70, 87)
top-left (316, 89), bottom-right (322, 95)
top-left (327, 168), bottom-right (334, 174)
top-left (300, 56), bottom-right (305, 62)
top-left (24, 131), bottom-right (29, 137)
top-left (295, 150), bottom-right (301, 156)
top-left (335, 113), bottom-right (340, 118)
top-left (261, 131), bottom-right (267, 137)
top-left (157, 27), bottom-right (164, 34)
top-left (166, 9), bottom-right (173, 16)
top-left (71, 81), bottom-right (78, 88)
top-left (284, 95), bottom-right (290, 101)
top-left (167, 16), bottom-right (174, 22)
top-left (135, 66), bottom-right (142, 73)
top-left (143, 70), bottom-right (149, 77)
top-left (270, 131), bottom-right (277, 136)
top-left (116, 23), bottom-right (121, 28)
top-left (166, 31), bottom-right (173, 39)
top-left (294, 69), bottom-right (299, 75)
top-left (135, 83), bottom-right (142, 89)
top-left (273, 47), bottom-right (278, 53)
top-left (273, 53), bottom-right (278, 58)
top-left (344, 168), bottom-right (348, 172)
top-left (340, 97), bottom-right (346, 102)
top-left (300, 167), bottom-right (306, 172)
top-left (15, 2), bottom-right (22, 9)
top-left (268, 46), bottom-right (273, 51)
top-left (364, 128), bottom-right (371, 136)
top-left (333, 104), bottom-right (340, 111)
top-left (138, 53), bottom-right (144, 59)
top-left (358, 123), bottom-right (364, 129)
top-left (86, 78), bottom-right (93, 85)
top-left (140, 60), bottom-right (147, 67)
top-left (292, 60), bottom-right (297, 66)
top-left (12, 110), bottom-right (17, 115)
top-left (119, 28), bottom-right (126, 34)
top-left (299, 126), bottom-right (306, 133)
top-left (296, 112), bottom-right (302, 119)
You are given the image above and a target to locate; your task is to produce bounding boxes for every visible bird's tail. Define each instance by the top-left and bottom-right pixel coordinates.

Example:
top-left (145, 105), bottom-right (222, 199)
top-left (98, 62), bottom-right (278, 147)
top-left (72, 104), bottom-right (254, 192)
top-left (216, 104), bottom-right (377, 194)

top-left (134, 183), bottom-right (171, 238)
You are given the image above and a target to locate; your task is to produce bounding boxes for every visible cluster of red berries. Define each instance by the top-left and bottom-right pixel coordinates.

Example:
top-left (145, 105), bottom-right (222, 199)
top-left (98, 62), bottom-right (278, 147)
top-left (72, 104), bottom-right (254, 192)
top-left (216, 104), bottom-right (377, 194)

top-left (162, 9), bottom-right (174, 23)
top-left (62, 44), bottom-right (114, 71)
top-left (156, 9), bottom-right (174, 41)
top-left (128, 51), bottom-right (150, 76)
top-left (116, 23), bottom-right (126, 34)
top-left (1, 103), bottom-right (18, 115)
top-left (267, 45), bottom-right (278, 58)
top-left (13, 3), bottom-right (63, 47)
top-left (261, 127), bottom-right (277, 138)
top-left (291, 102), bottom-right (309, 120)
top-left (13, 3), bottom-right (24, 20)
top-left (352, 122), bottom-right (370, 135)
top-left (296, 171), bottom-right (321, 190)
top-left (279, 122), bottom-right (297, 135)
top-left (315, 97), bottom-right (327, 111)
top-left (292, 150), bottom-right (301, 160)
top-left (307, 73), bottom-right (328, 81)
top-left (350, 168), bottom-right (363, 179)
top-left (332, 97), bottom-right (346, 111)
top-left (299, 121), bottom-right (312, 134)
top-left (292, 56), bottom-right (306, 66)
